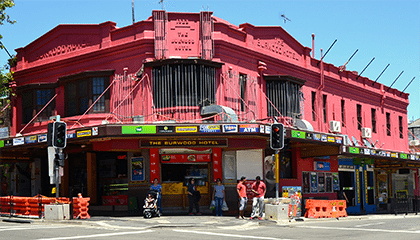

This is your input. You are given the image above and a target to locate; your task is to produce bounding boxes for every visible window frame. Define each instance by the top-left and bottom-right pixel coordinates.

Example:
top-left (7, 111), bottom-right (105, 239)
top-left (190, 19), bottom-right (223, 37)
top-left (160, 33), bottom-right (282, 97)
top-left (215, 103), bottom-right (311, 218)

top-left (18, 83), bottom-right (57, 124)
top-left (58, 70), bottom-right (114, 117)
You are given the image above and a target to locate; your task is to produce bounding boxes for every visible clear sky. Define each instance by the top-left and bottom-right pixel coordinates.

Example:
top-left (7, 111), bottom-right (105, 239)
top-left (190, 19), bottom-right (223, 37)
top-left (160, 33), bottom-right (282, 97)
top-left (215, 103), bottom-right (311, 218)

top-left (1, 0), bottom-right (419, 121)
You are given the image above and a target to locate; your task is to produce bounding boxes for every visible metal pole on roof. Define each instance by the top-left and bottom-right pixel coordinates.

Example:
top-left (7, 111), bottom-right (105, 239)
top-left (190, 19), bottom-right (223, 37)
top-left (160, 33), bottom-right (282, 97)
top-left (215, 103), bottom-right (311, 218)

top-left (132, 0), bottom-right (135, 24)
top-left (387, 70), bottom-right (404, 91)
top-left (373, 64), bottom-right (390, 86)
top-left (356, 57), bottom-right (375, 79)
top-left (317, 39), bottom-right (337, 66)
top-left (400, 76), bottom-right (416, 95)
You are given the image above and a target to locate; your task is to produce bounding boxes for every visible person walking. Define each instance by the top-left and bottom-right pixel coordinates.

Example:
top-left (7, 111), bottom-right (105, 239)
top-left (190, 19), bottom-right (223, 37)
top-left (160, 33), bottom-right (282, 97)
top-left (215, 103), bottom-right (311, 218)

top-left (250, 176), bottom-right (266, 220)
top-left (187, 178), bottom-right (201, 215)
top-left (236, 176), bottom-right (247, 219)
top-left (150, 178), bottom-right (162, 214)
top-left (212, 178), bottom-right (225, 216)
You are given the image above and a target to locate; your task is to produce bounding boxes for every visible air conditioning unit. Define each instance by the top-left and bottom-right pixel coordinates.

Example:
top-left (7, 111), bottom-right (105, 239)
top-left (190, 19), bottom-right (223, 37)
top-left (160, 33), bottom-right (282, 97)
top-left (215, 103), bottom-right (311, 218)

top-left (329, 121), bottom-right (341, 133)
top-left (410, 140), bottom-right (420, 146)
top-left (361, 127), bottom-right (372, 138)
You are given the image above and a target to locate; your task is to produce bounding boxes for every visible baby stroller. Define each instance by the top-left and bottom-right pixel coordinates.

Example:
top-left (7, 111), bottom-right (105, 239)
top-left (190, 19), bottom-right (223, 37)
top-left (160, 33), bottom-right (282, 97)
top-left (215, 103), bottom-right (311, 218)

top-left (143, 190), bottom-right (160, 218)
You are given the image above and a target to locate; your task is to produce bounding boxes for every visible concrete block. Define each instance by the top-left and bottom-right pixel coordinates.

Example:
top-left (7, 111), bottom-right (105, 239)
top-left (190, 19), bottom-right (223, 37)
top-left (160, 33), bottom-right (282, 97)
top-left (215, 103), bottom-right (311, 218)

top-left (44, 204), bottom-right (70, 220)
top-left (264, 203), bottom-right (289, 221)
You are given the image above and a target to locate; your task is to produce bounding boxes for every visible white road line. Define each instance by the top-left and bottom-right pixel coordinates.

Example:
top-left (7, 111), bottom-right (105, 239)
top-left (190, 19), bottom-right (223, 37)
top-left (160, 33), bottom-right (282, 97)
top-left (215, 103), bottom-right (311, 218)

top-left (36, 229), bottom-right (153, 240)
top-left (296, 225), bottom-right (420, 234)
top-left (0, 226), bottom-right (69, 231)
top-left (355, 222), bottom-right (385, 227)
top-left (173, 229), bottom-right (293, 240)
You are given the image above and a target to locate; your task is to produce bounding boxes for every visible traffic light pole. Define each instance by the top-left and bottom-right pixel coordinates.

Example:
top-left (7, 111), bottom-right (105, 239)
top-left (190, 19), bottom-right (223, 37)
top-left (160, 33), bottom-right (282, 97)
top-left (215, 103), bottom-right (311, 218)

top-left (275, 149), bottom-right (280, 199)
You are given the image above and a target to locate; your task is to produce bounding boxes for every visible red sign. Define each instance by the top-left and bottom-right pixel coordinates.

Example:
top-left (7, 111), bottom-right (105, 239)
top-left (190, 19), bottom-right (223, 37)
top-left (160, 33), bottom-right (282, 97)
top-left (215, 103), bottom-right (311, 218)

top-left (102, 195), bottom-right (128, 206)
top-left (161, 154), bottom-right (211, 163)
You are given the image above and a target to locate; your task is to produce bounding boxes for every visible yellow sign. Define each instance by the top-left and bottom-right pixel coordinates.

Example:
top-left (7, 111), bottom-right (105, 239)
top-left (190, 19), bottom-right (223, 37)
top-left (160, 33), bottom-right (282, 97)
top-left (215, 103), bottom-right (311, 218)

top-left (77, 129), bottom-right (92, 138)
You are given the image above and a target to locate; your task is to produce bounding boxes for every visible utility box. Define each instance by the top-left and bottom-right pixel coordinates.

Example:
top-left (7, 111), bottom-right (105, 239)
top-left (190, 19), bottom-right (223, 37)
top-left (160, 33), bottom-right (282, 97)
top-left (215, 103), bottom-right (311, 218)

top-left (44, 204), bottom-right (70, 220)
top-left (265, 203), bottom-right (290, 221)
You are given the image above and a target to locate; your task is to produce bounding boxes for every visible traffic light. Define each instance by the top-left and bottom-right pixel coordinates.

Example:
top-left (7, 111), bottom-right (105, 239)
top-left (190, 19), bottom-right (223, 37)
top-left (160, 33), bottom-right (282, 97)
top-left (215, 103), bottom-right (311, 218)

top-left (270, 123), bottom-right (284, 150)
top-left (53, 121), bottom-right (67, 148)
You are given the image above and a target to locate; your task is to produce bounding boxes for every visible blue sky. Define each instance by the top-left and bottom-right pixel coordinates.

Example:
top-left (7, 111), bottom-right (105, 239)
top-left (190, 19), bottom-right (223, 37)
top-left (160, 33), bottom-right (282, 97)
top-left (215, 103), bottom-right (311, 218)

top-left (1, 0), bottom-right (419, 120)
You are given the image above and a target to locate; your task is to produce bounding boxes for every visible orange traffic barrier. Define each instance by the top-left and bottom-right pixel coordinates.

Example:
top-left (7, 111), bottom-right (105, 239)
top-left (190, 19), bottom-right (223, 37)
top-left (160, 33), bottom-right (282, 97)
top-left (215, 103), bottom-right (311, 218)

top-left (73, 194), bottom-right (90, 219)
top-left (305, 199), bottom-right (347, 218)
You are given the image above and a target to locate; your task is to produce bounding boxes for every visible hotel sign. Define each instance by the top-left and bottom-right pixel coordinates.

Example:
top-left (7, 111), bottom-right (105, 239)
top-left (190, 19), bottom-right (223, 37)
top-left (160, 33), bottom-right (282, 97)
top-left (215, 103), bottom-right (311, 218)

top-left (141, 139), bottom-right (228, 147)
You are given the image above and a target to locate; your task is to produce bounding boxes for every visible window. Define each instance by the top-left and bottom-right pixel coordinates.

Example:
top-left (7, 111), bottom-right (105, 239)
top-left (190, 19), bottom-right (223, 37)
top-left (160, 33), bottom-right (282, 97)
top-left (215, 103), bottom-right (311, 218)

top-left (59, 70), bottom-right (113, 117)
top-left (341, 99), bottom-right (345, 127)
top-left (266, 76), bottom-right (304, 118)
top-left (312, 91), bottom-right (316, 121)
top-left (152, 63), bottom-right (217, 108)
top-left (21, 87), bottom-right (55, 124)
top-left (239, 74), bottom-right (247, 112)
top-left (323, 94), bottom-right (327, 123)
top-left (399, 116), bottom-right (403, 138)
top-left (386, 112), bottom-right (391, 136)
top-left (357, 104), bottom-right (362, 130)
top-left (371, 108), bottom-right (377, 133)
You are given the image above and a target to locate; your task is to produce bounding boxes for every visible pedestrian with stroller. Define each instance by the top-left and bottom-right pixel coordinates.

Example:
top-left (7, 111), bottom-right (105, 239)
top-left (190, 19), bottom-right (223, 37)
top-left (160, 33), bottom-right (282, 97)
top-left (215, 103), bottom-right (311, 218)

top-left (150, 178), bottom-right (162, 214)
top-left (187, 178), bottom-right (201, 215)
top-left (212, 178), bottom-right (225, 216)
top-left (250, 176), bottom-right (266, 220)
top-left (237, 176), bottom-right (247, 219)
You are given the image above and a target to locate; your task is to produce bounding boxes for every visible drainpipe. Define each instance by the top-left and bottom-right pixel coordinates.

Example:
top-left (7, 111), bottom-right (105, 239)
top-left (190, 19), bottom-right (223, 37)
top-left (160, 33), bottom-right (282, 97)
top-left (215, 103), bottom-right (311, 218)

top-left (258, 61), bottom-right (267, 120)
top-left (318, 49), bottom-right (325, 131)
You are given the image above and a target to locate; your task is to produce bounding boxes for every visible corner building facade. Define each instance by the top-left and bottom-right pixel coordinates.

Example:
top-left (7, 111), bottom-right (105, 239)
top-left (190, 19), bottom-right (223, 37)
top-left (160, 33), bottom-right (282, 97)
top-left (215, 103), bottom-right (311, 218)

top-left (1, 10), bottom-right (417, 215)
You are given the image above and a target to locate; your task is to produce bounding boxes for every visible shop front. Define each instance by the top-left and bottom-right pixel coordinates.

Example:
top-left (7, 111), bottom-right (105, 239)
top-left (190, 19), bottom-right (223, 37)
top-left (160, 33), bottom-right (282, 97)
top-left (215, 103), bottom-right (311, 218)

top-left (338, 158), bottom-right (375, 214)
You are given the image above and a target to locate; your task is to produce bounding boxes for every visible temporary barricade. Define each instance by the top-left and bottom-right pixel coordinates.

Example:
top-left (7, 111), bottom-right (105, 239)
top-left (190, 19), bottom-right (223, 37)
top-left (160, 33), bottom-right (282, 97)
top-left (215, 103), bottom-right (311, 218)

top-left (0, 195), bottom-right (88, 219)
top-left (304, 199), bottom-right (347, 218)
top-left (73, 194), bottom-right (90, 219)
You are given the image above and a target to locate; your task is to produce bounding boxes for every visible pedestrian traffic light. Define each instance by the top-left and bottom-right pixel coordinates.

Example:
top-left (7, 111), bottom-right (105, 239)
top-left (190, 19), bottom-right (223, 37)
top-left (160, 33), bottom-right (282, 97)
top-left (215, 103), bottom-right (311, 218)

top-left (270, 123), bottom-right (284, 150)
top-left (53, 121), bottom-right (67, 148)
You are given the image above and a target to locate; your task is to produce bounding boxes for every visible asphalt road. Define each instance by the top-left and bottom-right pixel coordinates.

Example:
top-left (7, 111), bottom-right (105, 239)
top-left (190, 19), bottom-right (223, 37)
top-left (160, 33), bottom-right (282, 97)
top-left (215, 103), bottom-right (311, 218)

top-left (2, 215), bottom-right (420, 240)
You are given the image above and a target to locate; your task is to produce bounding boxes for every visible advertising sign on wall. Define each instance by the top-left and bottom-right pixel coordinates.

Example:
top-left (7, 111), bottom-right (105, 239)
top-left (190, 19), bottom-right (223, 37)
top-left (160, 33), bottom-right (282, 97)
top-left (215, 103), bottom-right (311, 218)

top-left (131, 157), bottom-right (144, 181)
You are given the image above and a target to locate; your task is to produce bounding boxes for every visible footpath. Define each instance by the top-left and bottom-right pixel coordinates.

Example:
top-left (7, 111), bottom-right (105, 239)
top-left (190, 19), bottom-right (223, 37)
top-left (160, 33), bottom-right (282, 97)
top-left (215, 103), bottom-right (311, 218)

top-left (2, 213), bottom-right (420, 229)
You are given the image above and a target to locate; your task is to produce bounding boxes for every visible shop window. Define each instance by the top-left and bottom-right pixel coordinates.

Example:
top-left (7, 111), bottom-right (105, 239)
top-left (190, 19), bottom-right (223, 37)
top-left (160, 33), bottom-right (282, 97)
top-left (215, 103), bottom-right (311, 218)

top-left (265, 75), bottom-right (305, 119)
top-left (21, 87), bottom-right (55, 124)
top-left (280, 151), bottom-right (293, 179)
top-left (223, 152), bottom-right (236, 180)
top-left (152, 63), bottom-right (216, 108)
top-left (59, 70), bottom-right (113, 117)
top-left (161, 164), bottom-right (208, 186)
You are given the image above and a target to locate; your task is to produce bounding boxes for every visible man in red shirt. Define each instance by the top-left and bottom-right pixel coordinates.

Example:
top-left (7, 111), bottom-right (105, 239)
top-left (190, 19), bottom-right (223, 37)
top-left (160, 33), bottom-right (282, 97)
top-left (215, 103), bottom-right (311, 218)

top-left (250, 176), bottom-right (266, 220)
top-left (236, 176), bottom-right (247, 219)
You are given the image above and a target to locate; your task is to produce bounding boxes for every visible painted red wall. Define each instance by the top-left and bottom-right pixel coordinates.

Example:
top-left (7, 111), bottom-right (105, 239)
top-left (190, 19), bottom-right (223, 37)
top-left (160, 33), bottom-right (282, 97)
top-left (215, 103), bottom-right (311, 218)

top-left (11, 11), bottom-right (409, 153)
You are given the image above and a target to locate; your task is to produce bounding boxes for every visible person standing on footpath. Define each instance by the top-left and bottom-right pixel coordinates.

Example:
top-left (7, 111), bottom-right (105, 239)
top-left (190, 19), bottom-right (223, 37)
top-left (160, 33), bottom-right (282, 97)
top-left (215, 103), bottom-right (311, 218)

top-left (212, 178), bottom-right (225, 216)
top-left (150, 178), bottom-right (162, 214)
top-left (187, 178), bottom-right (201, 215)
top-left (250, 176), bottom-right (266, 220)
top-left (236, 176), bottom-right (247, 219)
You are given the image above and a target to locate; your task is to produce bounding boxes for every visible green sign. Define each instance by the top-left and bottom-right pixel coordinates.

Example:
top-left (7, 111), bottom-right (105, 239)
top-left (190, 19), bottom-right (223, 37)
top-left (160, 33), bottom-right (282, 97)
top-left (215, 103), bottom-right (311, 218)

top-left (0, 140), bottom-right (3, 148)
top-left (291, 130), bottom-right (306, 139)
top-left (122, 125), bottom-right (156, 134)
top-left (400, 153), bottom-right (408, 159)
top-left (349, 147), bottom-right (360, 154)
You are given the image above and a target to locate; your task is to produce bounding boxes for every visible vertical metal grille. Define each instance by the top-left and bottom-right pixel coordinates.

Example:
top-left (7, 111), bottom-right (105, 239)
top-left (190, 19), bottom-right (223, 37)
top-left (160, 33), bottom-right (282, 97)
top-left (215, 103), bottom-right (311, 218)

top-left (154, 10), bottom-right (168, 59)
top-left (153, 64), bottom-right (215, 109)
top-left (266, 80), bottom-right (301, 118)
top-left (200, 11), bottom-right (214, 60)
